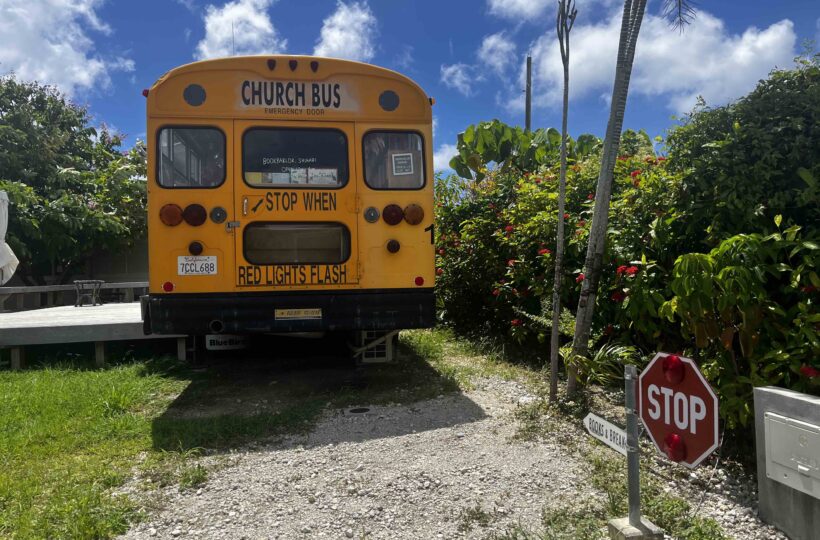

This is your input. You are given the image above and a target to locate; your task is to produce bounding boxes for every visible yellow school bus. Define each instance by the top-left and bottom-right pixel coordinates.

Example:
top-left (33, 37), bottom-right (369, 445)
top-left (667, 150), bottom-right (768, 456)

top-left (141, 56), bottom-right (435, 343)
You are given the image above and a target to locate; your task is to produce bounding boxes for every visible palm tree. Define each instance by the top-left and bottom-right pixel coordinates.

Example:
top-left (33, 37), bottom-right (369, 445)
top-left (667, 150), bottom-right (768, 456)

top-left (550, 0), bottom-right (577, 403)
top-left (567, 0), bottom-right (695, 396)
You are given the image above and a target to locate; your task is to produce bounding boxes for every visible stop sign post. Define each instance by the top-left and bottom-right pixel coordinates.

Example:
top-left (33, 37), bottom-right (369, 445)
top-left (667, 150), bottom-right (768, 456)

top-left (639, 353), bottom-right (719, 468)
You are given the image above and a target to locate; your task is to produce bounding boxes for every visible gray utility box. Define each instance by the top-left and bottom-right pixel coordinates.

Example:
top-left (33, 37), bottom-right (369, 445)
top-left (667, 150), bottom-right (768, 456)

top-left (754, 386), bottom-right (820, 540)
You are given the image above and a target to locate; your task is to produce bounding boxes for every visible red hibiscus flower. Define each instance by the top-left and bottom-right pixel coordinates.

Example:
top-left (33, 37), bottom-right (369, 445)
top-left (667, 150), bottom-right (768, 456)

top-left (492, 289), bottom-right (500, 297)
top-left (436, 268), bottom-right (443, 276)
top-left (563, 213), bottom-right (570, 220)
top-left (438, 249), bottom-right (446, 256)
top-left (631, 170), bottom-right (641, 178)
top-left (626, 266), bottom-right (639, 276)
top-left (504, 225), bottom-right (514, 233)
top-left (616, 265), bottom-right (628, 276)
top-left (587, 193), bottom-right (595, 200)
top-left (577, 220), bottom-right (586, 227)
top-left (511, 319), bottom-right (522, 327)
top-left (576, 273), bottom-right (585, 283)
top-left (611, 290), bottom-right (626, 302)
top-left (538, 248), bottom-right (551, 256)
top-left (507, 259), bottom-right (516, 267)
top-left (657, 156), bottom-right (667, 162)
top-left (799, 365), bottom-right (820, 378)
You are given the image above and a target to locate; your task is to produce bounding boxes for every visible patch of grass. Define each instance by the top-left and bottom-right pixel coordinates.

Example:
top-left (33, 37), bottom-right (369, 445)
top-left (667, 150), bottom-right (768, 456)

top-left (401, 328), bottom-right (540, 389)
top-left (457, 503), bottom-right (499, 532)
top-left (488, 505), bottom-right (602, 540)
top-left (178, 463), bottom-right (208, 490)
top-left (0, 360), bottom-right (186, 539)
top-left (586, 450), bottom-right (727, 540)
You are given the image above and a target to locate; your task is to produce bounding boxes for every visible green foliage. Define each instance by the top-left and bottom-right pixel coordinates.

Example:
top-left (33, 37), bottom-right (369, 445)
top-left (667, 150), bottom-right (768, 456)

top-left (436, 59), bottom-right (820, 432)
top-left (435, 138), bottom-right (676, 353)
top-left (0, 76), bottom-right (146, 284)
top-left (665, 53), bottom-right (820, 248)
top-left (660, 224), bottom-right (819, 428)
top-left (448, 119), bottom-right (600, 181)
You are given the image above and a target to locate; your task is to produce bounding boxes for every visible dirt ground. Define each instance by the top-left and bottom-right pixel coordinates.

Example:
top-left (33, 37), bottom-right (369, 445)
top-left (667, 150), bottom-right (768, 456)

top-left (118, 335), bottom-right (784, 539)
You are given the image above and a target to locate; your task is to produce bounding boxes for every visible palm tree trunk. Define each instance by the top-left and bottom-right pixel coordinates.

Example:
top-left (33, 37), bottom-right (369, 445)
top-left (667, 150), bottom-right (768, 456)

top-left (567, 0), bottom-right (647, 396)
top-left (550, 0), bottom-right (577, 403)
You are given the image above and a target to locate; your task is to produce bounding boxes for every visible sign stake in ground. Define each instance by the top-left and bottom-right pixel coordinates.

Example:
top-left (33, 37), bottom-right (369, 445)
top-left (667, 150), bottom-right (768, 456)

top-left (607, 365), bottom-right (663, 540)
top-left (638, 353), bottom-right (719, 468)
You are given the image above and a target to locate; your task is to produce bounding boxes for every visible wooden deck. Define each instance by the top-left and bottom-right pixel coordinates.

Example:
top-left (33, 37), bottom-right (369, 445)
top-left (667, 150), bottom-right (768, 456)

top-left (0, 303), bottom-right (185, 369)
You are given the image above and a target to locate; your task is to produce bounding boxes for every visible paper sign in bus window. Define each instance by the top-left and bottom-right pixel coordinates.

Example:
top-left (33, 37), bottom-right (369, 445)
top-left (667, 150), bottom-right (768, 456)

top-left (308, 168), bottom-right (338, 185)
top-left (261, 172), bottom-right (291, 184)
top-left (289, 168), bottom-right (308, 184)
top-left (391, 153), bottom-right (414, 176)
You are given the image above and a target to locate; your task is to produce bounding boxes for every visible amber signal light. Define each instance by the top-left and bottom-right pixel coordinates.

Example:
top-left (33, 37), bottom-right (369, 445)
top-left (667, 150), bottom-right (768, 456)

top-left (183, 204), bottom-right (207, 226)
top-left (159, 204), bottom-right (183, 226)
top-left (403, 204), bottom-right (424, 225)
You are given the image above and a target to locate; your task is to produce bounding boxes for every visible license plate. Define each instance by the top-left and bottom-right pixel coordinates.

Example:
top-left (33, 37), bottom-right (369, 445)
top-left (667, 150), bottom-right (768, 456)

top-left (275, 308), bottom-right (322, 320)
top-left (178, 256), bottom-right (217, 275)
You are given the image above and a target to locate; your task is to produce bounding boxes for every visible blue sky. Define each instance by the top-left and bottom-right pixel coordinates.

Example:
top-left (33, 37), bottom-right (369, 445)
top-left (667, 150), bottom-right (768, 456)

top-left (1, 0), bottom-right (818, 171)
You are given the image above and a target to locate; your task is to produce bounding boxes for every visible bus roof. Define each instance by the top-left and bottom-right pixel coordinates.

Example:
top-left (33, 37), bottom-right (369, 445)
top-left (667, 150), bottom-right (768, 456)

top-left (147, 55), bottom-right (432, 123)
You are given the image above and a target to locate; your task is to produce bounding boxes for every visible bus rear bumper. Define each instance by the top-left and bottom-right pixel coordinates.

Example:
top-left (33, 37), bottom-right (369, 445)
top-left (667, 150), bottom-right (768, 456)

top-left (143, 289), bottom-right (435, 335)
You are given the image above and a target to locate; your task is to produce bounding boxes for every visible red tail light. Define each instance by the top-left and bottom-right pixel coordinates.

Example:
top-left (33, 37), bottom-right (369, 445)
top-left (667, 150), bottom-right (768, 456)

top-left (162, 281), bottom-right (175, 292)
top-left (159, 204), bottom-right (183, 226)
top-left (414, 276), bottom-right (424, 286)
top-left (382, 204), bottom-right (404, 225)
top-left (183, 204), bottom-right (207, 226)
top-left (403, 204), bottom-right (424, 225)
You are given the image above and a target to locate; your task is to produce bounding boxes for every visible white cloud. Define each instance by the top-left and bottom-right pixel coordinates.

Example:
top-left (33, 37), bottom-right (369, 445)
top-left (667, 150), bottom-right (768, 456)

top-left (440, 63), bottom-right (481, 96)
top-left (487, 0), bottom-right (551, 20)
top-left (176, 0), bottom-right (197, 11)
top-left (393, 45), bottom-right (414, 71)
top-left (313, 1), bottom-right (377, 62)
top-left (434, 143), bottom-right (458, 172)
top-left (0, 0), bottom-right (133, 96)
top-left (195, 0), bottom-right (287, 60)
top-left (516, 10), bottom-right (797, 113)
top-left (432, 116), bottom-right (438, 137)
top-left (478, 32), bottom-right (516, 76)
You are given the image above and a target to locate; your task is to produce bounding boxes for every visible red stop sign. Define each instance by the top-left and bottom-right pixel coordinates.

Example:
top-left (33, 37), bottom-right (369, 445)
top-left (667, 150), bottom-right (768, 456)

top-left (638, 353), bottom-right (719, 468)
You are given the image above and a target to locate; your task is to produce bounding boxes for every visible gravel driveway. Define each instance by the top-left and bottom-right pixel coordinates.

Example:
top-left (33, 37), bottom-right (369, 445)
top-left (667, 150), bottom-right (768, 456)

top-left (120, 350), bottom-right (784, 540)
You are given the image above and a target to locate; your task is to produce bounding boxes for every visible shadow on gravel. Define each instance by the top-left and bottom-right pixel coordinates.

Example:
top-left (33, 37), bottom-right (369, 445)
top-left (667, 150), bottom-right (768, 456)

top-left (150, 333), bottom-right (486, 452)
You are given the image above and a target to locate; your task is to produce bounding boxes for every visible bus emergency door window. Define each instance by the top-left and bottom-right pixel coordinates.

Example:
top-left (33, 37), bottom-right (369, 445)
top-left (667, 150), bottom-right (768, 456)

top-left (243, 128), bottom-right (348, 188)
top-left (157, 127), bottom-right (225, 188)
top-left (244, 222), bottom-right (350, 265)
top-left (363, 132), bottom-right (425, 189)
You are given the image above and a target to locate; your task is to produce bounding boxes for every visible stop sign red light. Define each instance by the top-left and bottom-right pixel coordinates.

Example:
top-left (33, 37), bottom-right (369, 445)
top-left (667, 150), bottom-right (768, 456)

top-left (639, 353), bottom-right (719, 468)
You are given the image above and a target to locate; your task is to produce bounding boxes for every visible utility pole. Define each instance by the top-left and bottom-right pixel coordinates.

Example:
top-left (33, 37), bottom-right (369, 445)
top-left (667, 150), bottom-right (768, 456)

top-left (525, 56), bottom-right (532, 132)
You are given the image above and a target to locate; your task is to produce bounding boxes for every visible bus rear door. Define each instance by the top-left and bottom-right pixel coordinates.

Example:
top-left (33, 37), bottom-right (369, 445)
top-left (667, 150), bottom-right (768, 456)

top-left (232, 120), bottom-right (359, 292)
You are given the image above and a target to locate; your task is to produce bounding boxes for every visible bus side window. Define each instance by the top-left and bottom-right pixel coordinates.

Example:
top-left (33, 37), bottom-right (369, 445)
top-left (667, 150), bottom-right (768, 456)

top-left (157, 127), bottom-right (225, 188)
top-left (363, 132), bottom-right (425, 190)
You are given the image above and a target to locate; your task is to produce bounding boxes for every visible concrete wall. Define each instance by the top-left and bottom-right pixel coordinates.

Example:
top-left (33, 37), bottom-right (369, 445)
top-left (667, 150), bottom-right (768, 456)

top-left (754, 386), bottom-right (820, 540)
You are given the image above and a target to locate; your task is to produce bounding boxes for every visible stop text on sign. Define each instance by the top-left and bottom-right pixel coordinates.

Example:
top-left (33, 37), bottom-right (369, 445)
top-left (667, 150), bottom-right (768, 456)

top-left (645, 385), bottom-right (707, 435)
